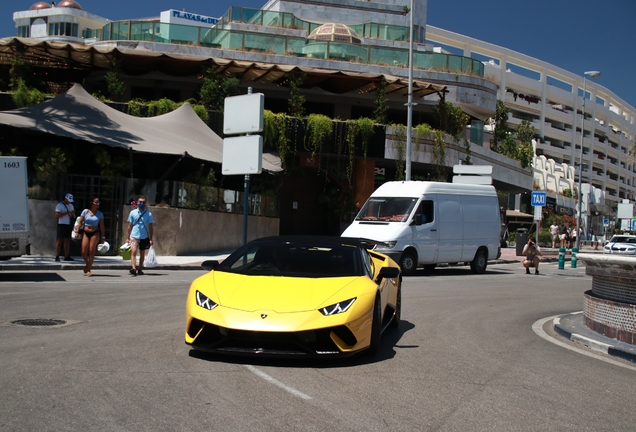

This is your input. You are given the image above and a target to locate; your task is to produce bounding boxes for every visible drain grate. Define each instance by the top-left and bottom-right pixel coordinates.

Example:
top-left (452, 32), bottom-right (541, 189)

top-left (10, 319), bottom-right (67, 327)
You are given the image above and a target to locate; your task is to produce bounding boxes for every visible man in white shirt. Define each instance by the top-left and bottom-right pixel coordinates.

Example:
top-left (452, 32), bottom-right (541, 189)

top-left (55, 193), bottom-right (76, 262)
top-left (549, 222), bottom-right (558, 248)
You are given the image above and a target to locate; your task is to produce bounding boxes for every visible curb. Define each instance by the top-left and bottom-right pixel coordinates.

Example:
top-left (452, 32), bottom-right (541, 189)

top-left (553, 313), bottom-right (636, 364)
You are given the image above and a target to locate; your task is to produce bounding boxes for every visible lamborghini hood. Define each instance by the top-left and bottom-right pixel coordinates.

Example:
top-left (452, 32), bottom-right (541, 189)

top-left (200, 271), bottom-right (363, 313)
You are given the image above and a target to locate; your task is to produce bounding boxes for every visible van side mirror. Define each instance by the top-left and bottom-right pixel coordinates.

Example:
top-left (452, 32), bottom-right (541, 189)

top-left (412, 214), bottom-right (423, 226)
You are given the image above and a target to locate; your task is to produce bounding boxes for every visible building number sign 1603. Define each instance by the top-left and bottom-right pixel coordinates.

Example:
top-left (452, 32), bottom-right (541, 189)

top-left (3, 160), bottom-right (21, 168)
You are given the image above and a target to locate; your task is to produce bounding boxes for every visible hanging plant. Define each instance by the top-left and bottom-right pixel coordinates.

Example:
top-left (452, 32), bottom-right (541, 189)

top-left (305, 114), bottom-right (333, 157)
top-left (373, 80), bottom-right (388, 125)
top-left (355, 117), bottom-right (375, 159)
top-left (345, 119), bottom-right (359, 186)
top-left (414, 123), bottom-right (433, 156)
top-left (392, 124), bottom-right (406, 181)
top-left (264, 110), bottom-right (291, 168)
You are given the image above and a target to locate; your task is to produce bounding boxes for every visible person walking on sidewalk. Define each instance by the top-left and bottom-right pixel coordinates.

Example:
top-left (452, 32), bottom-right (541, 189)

top-left (79, 197), bottom-right (106, 277)
top-left (126, 196), bottom-right (154, 276)
top-left (54, 193), bottom-right (75, 262)
top-left (559, 223), bottom-right (568, 249)
top-left (522, 238), bottom-right (542, 275)
top-left (549, 221), bottom-right (558, 248)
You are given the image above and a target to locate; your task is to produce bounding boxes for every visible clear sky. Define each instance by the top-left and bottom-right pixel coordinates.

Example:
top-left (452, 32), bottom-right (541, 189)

top-left (3, 0), bottom-right (635, 109)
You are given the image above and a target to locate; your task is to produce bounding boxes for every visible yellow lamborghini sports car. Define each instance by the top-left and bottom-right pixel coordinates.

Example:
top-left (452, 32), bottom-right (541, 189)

top-left (185, 236), bottom-right (402, 357)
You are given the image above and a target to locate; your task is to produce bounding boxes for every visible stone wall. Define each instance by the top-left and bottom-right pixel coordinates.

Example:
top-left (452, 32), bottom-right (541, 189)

top-left (578, 253), bottom-right (636, 345)
top-left (28, 200), bottom-right (279, 256)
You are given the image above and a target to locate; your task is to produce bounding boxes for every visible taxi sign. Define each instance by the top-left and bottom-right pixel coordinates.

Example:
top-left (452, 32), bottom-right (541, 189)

top-left (531, 191), bottom-right (547, 207)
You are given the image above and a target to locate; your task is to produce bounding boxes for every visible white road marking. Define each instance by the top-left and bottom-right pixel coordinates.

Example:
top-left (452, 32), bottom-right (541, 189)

top-left (244, 364), bottom-right (312, 400)
top-left (532, 315), bottom-right (636, 371)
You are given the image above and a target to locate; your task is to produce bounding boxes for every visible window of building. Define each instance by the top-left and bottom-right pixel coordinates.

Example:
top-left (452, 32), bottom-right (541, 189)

top-left (48, 22), bottom-right (78, 37)
top-left (17, 26), bottom-right (30, 37)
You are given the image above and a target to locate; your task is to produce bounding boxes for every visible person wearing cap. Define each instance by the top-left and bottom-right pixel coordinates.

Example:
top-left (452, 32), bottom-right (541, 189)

top-left (126, 195), bottom-right (154, 276)
top-left (54, 193), bottom-right (76, 262)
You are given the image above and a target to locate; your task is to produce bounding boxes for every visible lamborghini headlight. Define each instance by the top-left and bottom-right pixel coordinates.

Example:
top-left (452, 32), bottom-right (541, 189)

top-left (319, 298), bottom-right (356, 316)
top-left (196, 290), bottom-right (218, 310)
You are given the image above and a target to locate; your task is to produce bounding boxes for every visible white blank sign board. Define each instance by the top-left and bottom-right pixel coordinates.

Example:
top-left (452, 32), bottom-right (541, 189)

top-left (223, 93), bottom-right (264, 135)
top-left (222, 135), bottom-right (263, 175)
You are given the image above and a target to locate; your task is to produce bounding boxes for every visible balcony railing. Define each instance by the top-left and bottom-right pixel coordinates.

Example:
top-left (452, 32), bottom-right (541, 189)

top-left (86, 13), bottom-right (484, 76)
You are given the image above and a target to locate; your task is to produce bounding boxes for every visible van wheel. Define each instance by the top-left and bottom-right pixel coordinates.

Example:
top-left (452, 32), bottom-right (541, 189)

top-left (399, 250), bottom-right (417, 275)
top-left (470, 249), bottom-right (488, 274)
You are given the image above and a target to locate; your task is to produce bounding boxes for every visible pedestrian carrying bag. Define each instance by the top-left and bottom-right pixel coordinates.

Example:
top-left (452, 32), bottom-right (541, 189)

top-left (145, 246), bottom-right (158, 268)
top-left (71, 215), bottom-right (84, 241)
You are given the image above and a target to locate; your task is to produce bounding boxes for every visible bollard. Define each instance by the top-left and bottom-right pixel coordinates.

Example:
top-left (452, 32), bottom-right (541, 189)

top-left (571, 247), bottom-right (578, 268)
top-left (558, 247), bottom-right (565, 269)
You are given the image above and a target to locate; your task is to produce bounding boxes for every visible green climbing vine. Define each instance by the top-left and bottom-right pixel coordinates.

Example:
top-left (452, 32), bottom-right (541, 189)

top-left (264, 110), bottom-right (291, 168)
top-left (392, 124), bottom-right (406, 181)
top-left (432, 130), bottom-right (447, 181)
top-left (305, 114), bottom-right (333, 157)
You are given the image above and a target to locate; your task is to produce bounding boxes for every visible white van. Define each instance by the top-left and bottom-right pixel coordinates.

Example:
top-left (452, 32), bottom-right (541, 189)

top-left (342, 181), bottom-right (501, 274)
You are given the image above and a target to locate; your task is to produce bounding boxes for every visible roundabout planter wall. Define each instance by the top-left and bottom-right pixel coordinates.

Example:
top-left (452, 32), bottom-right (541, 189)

top-left (577, 253), bottom-right (636, 345)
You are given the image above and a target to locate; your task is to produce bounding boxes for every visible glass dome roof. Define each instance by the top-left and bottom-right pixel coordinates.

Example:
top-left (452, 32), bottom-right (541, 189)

top-left (307, 23), bottom-right (361, 44)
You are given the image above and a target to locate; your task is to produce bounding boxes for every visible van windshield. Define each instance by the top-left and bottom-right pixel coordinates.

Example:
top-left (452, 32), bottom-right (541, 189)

top-left (355, 197), bottom-right (417, 222)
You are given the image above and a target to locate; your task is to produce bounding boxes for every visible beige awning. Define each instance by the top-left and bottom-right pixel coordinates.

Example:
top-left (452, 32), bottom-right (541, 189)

top-left (0, 83), bottom-right (282, 172)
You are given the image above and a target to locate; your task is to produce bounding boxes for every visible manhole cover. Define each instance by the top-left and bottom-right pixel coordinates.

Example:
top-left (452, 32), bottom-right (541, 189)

top-left (10, 319), bottom-right (67, 327)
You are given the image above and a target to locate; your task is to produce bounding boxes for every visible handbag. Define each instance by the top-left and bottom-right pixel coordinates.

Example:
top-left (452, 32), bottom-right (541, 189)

top-left (71, 214), bottom-right (85, 241)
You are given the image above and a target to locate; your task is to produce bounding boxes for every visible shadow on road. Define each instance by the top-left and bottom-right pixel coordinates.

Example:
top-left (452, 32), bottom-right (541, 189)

top-left (0, 273), bottom-right (66, 282)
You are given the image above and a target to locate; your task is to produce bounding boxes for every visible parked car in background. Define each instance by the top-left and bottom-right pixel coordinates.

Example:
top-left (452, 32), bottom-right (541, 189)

top-left (603, 234), bottom-right (636, 255)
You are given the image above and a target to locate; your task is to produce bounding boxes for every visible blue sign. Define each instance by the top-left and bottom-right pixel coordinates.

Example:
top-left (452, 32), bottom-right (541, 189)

top-left (531, 191), bottom-right (547, 207)
top-left (632, 219), bottom-right (636, 231)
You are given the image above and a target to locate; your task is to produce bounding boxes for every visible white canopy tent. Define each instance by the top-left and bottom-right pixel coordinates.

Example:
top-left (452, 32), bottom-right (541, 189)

top-left (0, 83), bottom-right (281, 172)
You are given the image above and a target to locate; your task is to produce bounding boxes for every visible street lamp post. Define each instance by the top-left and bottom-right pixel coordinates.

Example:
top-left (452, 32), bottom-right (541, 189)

top-left (405, 0), bottom-right (415, 181)
top-left (576, 70), bottom-right (601, 250)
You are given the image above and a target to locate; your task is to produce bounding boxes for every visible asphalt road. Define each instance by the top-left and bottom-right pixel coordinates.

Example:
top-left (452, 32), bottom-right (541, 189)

top-left (1, 262), bottom-right (635, 431)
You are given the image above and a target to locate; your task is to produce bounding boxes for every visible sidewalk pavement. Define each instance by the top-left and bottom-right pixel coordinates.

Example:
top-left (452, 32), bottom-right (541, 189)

top-left (0, 251), bottom-right (232, 271)
top-left (0, 245), bottom-right (603, 271)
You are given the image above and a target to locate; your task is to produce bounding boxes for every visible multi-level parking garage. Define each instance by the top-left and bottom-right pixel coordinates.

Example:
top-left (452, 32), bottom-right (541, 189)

top-left (427, 26), bottom-right (635, 217)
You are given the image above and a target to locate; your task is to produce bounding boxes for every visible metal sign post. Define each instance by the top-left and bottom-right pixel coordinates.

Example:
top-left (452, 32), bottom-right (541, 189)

top-left (531, 192), bottom-right (546, 245)
top-left (222, 88), bottom-right (264, 245)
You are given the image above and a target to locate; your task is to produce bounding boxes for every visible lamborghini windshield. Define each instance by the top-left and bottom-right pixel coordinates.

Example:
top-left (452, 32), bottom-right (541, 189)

top-left (219, 240), bottom-right (363, 277)
top-left (355, 197), bottom-right (417, 222)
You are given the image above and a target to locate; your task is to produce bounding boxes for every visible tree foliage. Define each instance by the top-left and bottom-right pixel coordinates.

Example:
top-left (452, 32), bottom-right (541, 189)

top-left (105, 58), bottom-right (126, 102)
top-left (198, 68), bottom-right (240, 111)
top-left (373, 80), bottom-right (389, 124)
top-left (33, 147), bottom-right (72, 181)
top-left (491, 100), bottom-right (535, 169)
top-left (491, 100), bottom-right (510, 153)
top-left (286, 72), bottom-right (306, 118)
